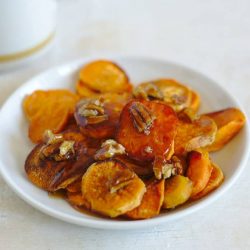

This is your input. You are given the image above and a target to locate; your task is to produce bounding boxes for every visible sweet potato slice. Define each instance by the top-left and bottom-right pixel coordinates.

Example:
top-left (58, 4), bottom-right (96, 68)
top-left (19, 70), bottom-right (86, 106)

top-left (25, 131), bottom-right (95, 192)
top-left (76, 80), bottom-right (99, 97)
top-left (75, 93), bottom-right (131, 139)
top-left (192, 163), bottom-right (224, 200)
top-left (186, 150), bottom-right (213, 197)
top-left (82, 159), bottom-right (146, 218)
top-left (189, 90), bottom-right (200, 112)
top-left (116, 100), bottom-right (178, 162)
top-left (174, 115), bottom-right (217, 155)
top-left (163, 175), bottom-right (193, 209)
top-left (23, 90), bottom-right (79, 143)
top-left (126, 179), bottom-right (165, 219)
top-left (204, 108), bottom-right (246, 152)
top-left (79, 60), bottom-right (132, 93)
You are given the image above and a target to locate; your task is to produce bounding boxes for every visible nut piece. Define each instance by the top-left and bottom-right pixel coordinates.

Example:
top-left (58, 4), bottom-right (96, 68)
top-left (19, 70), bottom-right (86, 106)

top-left (43, 130), bottom-right (63, 145)
top-left (133, 83), bottom-right (164, 101)
top-left (94, 139), bottom-right (126, 160)
top-left (40, 131), bottom-right (76, 162)
top-left (59, 140), bottom-right (75, 158)
top-left (153, 156), bottom-right (183, 180)
top-left (129, 102), bottom-right (155, 135)
top-left (77, 98), bottom-right (108, 124)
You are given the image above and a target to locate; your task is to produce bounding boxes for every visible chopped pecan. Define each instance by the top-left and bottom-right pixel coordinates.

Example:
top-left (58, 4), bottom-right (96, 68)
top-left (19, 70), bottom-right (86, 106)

top-left (40, 131), bottom-right (76, 161)
top-left (43, 130), bottom-right (63, 145)
top-left (94, 139), bottom-right (125, 160)
top-left (153, 155), bottom-right (184, 179)
top-left (129, 102), bottom-right (155, 135)
top-left (77, 98), bottom-right (108, 124)
top-left (133, 82), bottom-right (164, 101)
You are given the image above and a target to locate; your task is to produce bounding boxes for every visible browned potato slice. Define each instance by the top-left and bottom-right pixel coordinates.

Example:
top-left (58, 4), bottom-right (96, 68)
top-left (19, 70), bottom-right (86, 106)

top-left (203, 108), bottom-right (246, 152)
top-left (75, 93), bottom-right (131, 139)
top-left (79, 60), bottom-right (132, 93)
top-left (186, 150), bottom-right (213, 197)
top-left (82, 159), bottom-right (146, 218)
top-left (154, 79), bottom-right (192, 112)
top-left (126, 179), bottom-right (164, 219)
top-left (192, 163), bottom-right (224, 200)
top-left (133, 79), bottom-right (192, 112)
top-left (163, 175), bottom-right (193, 209)
top-left (174, 115), bottom-right (217, 155)
top-left (25, 131), bottom-right (95, 191)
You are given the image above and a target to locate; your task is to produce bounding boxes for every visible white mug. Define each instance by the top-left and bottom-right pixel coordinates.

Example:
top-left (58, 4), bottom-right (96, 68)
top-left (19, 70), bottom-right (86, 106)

top-left (0, 0), bottom-right (57, 66)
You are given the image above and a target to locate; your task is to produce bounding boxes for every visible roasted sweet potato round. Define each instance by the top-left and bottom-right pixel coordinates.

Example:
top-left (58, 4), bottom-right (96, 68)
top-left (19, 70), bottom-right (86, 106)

top-left (174, 115), bottom-right (217, 155)
top-left (25, 131), bottom-right (95, 192)
top-left (75, 93), bottom-right (131, 139)
top-left (204, 108), bottom-right (246, 152)
top-left (23, 90), bottom-right (79, 143)
top-left (116, 100), bottom-right (178, 162)
top-left (79, 60), bottom-right (132, 93)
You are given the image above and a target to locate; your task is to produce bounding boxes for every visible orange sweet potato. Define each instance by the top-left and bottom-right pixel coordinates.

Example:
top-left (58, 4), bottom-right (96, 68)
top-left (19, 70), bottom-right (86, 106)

top-left (116, 100), bottom-right (178, 162)
top-left (79, 60), bottom-right (132, 93)
top-left (204, 108), bottom-right (246, 152)
top-left (23, 90), bottom-right (79, 143)
top-left (25, 131), bottom-right (95, 192)
top-left (174, 115), bottom-right (217, 155)
top-left (163, 175), bottom-right (193, 209)
top-left (153, 79), bottom-right (192, 112)
top-left (76, 80), bottom-right (99, 97)
top-left (75, 93), bottom-right (131, 139)
top-left (192, 163), bottom-right (224, 200)
top-left (186, 150), bottom-right (213, 197)
top-left (126, 179), bottom-right (165, 219)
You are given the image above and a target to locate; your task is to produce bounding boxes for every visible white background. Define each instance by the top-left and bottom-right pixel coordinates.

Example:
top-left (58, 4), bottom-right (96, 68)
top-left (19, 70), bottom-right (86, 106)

top-left (0, 0), bottom-right (250, 249)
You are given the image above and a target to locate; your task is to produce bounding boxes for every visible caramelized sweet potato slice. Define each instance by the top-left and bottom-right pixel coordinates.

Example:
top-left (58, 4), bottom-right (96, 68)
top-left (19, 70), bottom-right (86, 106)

top-left (116, 100), bottom-right (178, 162)
top-left (82, 159), bottom-right (146, 218)
top-left (174, 115), bottom-right (217, 155)
top-left (23, 90), bottom-right (79, 143)
top-left (79, 60), bottom-right (132, 93)
top-left (163, 175), bottom-right (193, 209)
top-left (192, 163), bottom-right (224, 200)
top-left (126, 179), bottom-right (165, 219)
top-left (204, 108), bottom-right (246, 152)
top-left (25, 131), bottom-right (95, 191)
top-left (75, 93), bottom-right (131, 139)
top-left (186, 150), bottom-right (213, 197)
top-left (154, 79), bottom-right (192, 112)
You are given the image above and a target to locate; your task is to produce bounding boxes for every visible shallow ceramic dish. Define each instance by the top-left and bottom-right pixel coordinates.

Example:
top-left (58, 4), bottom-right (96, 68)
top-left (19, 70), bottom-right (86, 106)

top-left (0, 56), bottom-right (249, 230)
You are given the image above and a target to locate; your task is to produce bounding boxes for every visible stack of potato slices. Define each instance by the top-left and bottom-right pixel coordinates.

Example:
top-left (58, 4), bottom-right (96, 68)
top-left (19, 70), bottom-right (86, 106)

top-left (23, 60), bottom-right (245, 219)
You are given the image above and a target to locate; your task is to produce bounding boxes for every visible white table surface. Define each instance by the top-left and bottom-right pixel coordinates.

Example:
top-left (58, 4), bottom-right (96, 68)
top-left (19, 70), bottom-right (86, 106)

top-left (1, 0), bottom-right (250, 249)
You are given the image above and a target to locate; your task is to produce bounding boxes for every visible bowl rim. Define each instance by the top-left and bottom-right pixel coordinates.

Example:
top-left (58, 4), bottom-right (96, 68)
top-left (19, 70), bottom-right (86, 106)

top-left (0, 55), bottom-right (249, 230)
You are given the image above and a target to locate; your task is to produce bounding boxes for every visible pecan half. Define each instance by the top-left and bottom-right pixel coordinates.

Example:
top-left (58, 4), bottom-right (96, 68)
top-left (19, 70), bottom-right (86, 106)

top-left (133, 82), bottom-right (164, 101)
top-left (94, 139), bottom-right (126, 160)
top-left (77, 98), bottom-right (108, 124)
top-left (129, 102), bottom-right (155, 135)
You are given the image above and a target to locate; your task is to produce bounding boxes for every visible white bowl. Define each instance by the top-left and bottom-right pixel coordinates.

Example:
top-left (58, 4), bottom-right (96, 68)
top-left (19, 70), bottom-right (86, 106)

top-left (0, 56), bottom-right (249, 230)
